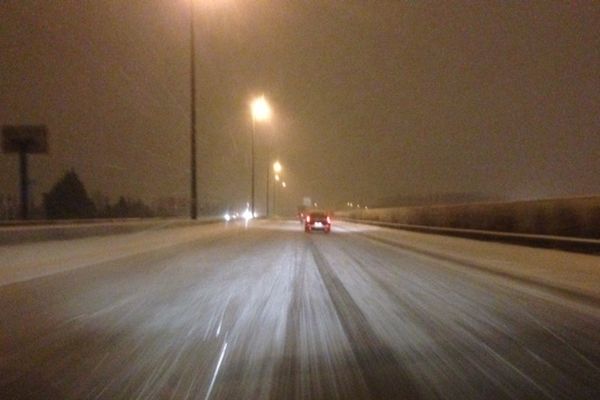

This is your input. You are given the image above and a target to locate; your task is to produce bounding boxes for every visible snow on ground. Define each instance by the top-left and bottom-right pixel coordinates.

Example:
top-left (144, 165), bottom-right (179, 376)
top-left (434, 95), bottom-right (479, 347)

top-left (337, 222), bottom-right (600, 300)
top-left (0, 221), bottom-right (237, 287)
top-left (1, 219), bottom-right (598, 302)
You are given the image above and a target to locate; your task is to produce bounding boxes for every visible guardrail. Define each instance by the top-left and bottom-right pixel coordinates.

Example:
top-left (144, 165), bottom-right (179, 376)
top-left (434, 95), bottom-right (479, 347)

top-left (341, 218), bottom-right (600, 253)
top-left (338, 196), bottom-right (600, 238)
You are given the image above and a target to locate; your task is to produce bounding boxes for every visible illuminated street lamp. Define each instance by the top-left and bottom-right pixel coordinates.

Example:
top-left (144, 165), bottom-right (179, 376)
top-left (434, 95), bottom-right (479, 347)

top-left (252, 96), bottom-right (272, 122)
top-left (251, 95), bottom-right (271, 217)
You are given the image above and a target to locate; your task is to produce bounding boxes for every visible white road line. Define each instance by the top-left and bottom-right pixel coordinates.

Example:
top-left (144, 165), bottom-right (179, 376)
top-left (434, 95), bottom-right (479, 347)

top-left (204, 341), bottom-right (228, 400)
top-left (216, 320), bottom-right (222, 337)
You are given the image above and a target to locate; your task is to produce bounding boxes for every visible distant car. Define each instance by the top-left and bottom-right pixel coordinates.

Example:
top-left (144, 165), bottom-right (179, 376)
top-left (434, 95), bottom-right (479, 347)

top-left (304, 211), bottom-right (331, 233)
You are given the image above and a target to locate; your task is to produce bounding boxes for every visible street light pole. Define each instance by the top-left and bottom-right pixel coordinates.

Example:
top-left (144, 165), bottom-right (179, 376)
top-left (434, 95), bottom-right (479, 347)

top-left (250, 96), bottom-right (271, 218)
top-left (273, 177), bottom-right (277, 217)
top-left (265, 145), bottom-right (271, 218)
top-left (189, 0), bottom-right (198, 220)
top-left (279, 181), bottom-right (287, 215)
top-left (251, 115), bottom-right (256, 217)
top-left (272, 161), bottom-right (282, 217)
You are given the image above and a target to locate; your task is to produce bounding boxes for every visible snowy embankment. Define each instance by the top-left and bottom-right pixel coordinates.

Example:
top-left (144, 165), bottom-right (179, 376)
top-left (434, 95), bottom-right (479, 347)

top-left (338, 221), bottom-right (600, 304)
top-left (0, 217), bottom-right (220, 245)
top-left (0, 219), bottom-right (231, 286)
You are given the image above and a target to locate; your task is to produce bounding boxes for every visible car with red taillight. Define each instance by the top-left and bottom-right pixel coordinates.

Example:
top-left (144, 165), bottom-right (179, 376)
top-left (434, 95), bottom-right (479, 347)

top-left (304, 211), bottom-right (331, 233)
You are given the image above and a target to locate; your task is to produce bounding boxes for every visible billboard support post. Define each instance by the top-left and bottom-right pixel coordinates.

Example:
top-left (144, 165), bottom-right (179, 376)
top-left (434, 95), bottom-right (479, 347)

top-left (2, 125), bottom-right (49, 220)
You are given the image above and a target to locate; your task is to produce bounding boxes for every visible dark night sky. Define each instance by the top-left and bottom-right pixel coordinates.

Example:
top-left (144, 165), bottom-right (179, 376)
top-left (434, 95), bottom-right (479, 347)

top-left (1, 0), bottom-right (599, 214)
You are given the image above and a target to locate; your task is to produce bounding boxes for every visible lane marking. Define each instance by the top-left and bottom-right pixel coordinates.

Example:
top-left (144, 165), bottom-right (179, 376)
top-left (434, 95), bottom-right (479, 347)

top-left (204, 341), bottom-right (228, 400)
top-left (216, 320), bottom-right (222, 337)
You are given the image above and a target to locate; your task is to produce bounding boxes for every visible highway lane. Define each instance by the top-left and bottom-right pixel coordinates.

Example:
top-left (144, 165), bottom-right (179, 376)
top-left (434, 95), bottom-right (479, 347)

top-left (0, 220), bottom-right (599, 399)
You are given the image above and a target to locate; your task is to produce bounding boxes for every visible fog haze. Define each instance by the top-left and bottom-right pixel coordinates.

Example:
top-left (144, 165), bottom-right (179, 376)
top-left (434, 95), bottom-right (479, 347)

top-left (1, 0), bottom-right (599, 214)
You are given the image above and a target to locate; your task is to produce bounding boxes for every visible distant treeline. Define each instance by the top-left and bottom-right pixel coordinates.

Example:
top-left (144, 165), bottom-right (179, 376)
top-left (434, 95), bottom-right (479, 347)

top-left (1, 169), bottom-right (226, 221)
top-left (42, 170), bottom-right (154, 219)
top-left (38, 169), bottom-right (223, 220)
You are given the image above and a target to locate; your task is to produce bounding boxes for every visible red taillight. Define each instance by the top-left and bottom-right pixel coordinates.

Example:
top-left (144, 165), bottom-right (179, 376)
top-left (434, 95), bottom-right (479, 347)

top-left (306, 215), bottom-right (311, 223)
top-left (326, 216), bottom-right (331, 224)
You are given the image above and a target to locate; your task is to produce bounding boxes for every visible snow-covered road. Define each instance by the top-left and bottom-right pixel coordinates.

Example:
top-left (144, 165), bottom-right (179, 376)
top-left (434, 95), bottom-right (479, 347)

top-left (1, 220), bottom-right (598, 399)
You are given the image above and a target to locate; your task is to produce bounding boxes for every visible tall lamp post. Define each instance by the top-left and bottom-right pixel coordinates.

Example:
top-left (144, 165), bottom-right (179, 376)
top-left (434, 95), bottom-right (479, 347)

top-left (250, 95), bottom-right (271, 217)
top-left (189, 0), bottom-right (198, 219)
top-left (280, 181), bottom-right (287, 215)
top-left (272, 161), bottom-right (282, 217)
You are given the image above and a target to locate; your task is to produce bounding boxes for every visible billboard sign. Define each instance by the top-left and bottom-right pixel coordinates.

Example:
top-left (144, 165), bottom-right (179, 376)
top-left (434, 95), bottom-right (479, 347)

top-left (2, 125), bottom-right (49, 154)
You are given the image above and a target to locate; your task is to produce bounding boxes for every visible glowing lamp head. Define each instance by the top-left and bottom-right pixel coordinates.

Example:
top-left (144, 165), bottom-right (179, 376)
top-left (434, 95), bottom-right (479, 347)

top-left (251, 96), bottom-right (272, 122)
